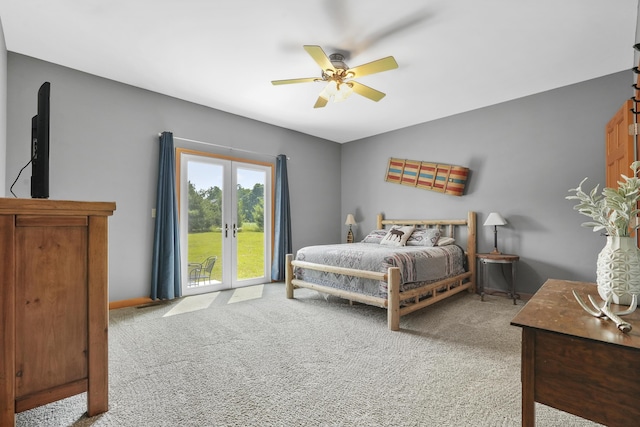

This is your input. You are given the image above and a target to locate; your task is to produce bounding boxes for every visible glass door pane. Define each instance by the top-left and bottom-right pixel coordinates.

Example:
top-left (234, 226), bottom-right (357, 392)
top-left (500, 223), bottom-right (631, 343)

top-left (234, 165), bottom-right (268, 283)
top-left (180, 156), bottom-right (226, 295)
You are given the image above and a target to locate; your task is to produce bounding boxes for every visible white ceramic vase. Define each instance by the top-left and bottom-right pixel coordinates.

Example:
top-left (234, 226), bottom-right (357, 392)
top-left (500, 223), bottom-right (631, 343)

top-left (596, 236), bottom-right (640, 305)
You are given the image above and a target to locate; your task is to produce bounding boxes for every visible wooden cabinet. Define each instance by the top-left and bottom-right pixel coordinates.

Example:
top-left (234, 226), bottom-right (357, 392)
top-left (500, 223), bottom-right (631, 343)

top-left (511, 279), bottom-right (640, 427)
top-left (605, 99), bottom-right (635, 189)
top-left (0, 198), bottom-right (115, 426)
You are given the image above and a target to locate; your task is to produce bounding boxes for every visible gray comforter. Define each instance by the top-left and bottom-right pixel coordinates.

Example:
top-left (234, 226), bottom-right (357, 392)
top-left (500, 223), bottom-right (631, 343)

top-left (294, 243), bottom-right (466, 298)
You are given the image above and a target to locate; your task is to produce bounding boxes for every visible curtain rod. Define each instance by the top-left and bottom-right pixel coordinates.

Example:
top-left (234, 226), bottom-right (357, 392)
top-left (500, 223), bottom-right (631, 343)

top-left (158, 133), bottom-right (290, 160)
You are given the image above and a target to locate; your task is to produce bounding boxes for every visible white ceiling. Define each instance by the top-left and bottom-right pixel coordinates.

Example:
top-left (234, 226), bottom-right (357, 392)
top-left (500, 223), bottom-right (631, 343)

top-left (0, 0), bottom-right (638, 143)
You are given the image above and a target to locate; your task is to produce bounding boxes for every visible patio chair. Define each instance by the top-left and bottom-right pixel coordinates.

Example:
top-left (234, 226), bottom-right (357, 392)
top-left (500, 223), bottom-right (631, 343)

top-left (188, 256), bottom-right (217, 285)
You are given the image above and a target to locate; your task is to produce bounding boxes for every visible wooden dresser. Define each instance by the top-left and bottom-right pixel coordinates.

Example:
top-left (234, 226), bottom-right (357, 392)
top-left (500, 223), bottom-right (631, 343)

top-left (511, 279), bottom-right (640, 427)
top-left (0, 198), bottom-right (115, 426)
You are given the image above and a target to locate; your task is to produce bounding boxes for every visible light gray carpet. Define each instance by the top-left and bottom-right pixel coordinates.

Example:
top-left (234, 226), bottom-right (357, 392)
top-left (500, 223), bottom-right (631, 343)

top-left (16, 284), bottom-right (602, 427)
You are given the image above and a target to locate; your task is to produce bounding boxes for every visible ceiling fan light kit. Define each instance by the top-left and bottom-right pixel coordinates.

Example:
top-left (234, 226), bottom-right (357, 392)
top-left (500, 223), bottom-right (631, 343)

top-left (319, 80), bottom-right (353, 102)
top-left (271, 45), bottom-right (398, 108)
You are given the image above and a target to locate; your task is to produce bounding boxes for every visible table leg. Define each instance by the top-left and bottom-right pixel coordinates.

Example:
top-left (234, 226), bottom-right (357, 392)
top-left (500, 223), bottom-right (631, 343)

top-left (521, 328), bottom-right (535, 427)
top-left (480, 260), bottom-right (486, 301)
top-left (511, 262), bottom-right (517, 305)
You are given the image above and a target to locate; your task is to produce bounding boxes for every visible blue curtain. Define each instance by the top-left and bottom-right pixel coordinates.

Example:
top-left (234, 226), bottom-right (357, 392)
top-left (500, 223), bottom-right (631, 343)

top-left (271, 154), bottom-right (292, 281)
top-left (151, 132), bottom-right (182, 300)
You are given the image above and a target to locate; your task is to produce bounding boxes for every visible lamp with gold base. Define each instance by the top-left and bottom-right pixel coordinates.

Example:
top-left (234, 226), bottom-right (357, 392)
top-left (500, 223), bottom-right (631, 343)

top-left (345, 214), bottom-right (356, 243)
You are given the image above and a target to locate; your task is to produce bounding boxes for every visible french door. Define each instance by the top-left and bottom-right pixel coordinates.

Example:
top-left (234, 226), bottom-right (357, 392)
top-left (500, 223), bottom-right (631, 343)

top-left (177, 149), bottom-right (272, 295)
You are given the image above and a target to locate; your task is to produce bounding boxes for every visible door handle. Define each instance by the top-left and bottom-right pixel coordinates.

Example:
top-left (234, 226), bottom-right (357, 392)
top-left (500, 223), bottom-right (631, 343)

top-left (225, 223), bottom-right (228, 238)
top-left (233, 223), bottom-right (237, 238)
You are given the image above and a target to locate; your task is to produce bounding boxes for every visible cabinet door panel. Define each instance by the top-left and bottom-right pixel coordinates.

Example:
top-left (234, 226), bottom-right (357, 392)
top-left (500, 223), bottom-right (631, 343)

top-left (14, 222), bottom-right (88, 398)
top-left (606, 99), bottom-right (638, 247)
top-left (0, 215), bottom-right (15, 422)
top-left (606, 99), bottom-right (634, 189)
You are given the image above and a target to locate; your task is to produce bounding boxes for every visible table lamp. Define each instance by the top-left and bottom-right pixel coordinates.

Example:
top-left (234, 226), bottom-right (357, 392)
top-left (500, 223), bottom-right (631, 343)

top-left (484, 212), bottom-right (507, 254)
top-left (345, 214), bottom-right (356, 243)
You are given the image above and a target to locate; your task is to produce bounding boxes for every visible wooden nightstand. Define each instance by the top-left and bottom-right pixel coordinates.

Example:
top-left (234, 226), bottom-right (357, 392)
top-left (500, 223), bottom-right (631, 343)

top-left (477, 253), bottom-right (520, 304)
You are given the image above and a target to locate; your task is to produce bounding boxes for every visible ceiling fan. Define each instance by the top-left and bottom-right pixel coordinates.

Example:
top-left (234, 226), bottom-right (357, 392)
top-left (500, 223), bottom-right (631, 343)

top-left (271, 45), bottom-right (398, 108)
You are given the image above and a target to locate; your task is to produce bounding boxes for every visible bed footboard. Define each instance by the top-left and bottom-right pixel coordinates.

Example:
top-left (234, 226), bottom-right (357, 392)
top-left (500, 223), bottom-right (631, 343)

top-left (286, 253), bottom-right (403, 330)
top-left (285, 253), bottom-right (470, 331)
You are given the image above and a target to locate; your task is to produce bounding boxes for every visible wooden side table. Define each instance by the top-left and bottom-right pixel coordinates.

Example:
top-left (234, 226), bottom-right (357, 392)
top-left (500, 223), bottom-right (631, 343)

top-left (477, 253), bottom-right (519, 304)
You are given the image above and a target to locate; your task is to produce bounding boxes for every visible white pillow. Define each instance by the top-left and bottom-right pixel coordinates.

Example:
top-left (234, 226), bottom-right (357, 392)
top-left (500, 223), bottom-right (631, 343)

top-left (380, 226), bottom-right (415, 247)
top-left (436, 236), bottom-right (455, 246)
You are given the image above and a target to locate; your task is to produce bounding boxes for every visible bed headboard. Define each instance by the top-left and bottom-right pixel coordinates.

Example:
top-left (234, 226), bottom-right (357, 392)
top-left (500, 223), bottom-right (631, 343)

top-left (376, 211), bottom-right (477, 287)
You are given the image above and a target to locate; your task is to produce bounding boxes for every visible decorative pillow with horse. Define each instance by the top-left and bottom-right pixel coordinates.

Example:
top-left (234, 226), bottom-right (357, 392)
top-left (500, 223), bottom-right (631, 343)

top-left (380, 226), bottom-right (415, 247)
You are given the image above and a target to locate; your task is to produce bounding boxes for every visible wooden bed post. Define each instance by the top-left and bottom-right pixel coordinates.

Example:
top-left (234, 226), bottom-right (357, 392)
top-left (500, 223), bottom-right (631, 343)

top-left (387, 267), bottom-right (401, 331)
top-left (376, 213), bottom-right (383, 230)
top-left (467, 211), bottom-right (477, 293)
top-left (285, 254), bottom-right (294, 299)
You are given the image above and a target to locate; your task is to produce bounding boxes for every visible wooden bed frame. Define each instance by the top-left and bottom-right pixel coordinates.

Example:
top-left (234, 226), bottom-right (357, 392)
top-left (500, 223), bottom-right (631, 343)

top-left (285, 211), bottom-right (477, 331)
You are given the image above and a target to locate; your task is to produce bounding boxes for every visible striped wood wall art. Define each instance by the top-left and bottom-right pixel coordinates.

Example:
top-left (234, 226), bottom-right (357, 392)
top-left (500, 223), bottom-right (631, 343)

top-left (385, 158), bottom-right (469, 196)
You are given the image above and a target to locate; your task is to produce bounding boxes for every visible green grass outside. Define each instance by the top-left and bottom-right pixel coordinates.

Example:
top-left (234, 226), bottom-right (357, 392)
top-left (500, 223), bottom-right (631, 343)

top-left (188, 225), bottom-right (265, 281)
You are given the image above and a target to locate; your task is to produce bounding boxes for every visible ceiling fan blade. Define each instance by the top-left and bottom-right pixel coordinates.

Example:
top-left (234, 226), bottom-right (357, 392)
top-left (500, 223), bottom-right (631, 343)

top-left (350, 81), bottom-right (386, 102)
top-left (271, 77), bottom-right (319, 85)
top-left (348, 56), bottom-right (398, 78)
top-left (304, 45), bottom-right (335, 72)
top-left (350, 10), bottom-right (433, 55)
top-left (314, 97), bottom-right (329, 108)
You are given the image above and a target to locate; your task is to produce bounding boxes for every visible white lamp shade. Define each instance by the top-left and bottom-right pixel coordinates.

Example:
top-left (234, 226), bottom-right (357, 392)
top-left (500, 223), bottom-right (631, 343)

top-left (345, 214), bottom-right (356, 225)
top-left (483, 212), bottom-right (507, 226)
top-left (334, 83), bottom-right (354, 102)
top-left (319, 80), bottom-right (338, 100)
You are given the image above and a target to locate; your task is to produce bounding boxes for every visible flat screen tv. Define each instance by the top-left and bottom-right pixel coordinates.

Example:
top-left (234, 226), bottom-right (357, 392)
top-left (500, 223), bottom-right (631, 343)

top-left (31, 81), bottom-right (50, 198)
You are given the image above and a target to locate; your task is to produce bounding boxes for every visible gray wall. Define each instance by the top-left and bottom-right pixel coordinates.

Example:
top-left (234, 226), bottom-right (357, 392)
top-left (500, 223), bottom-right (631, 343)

top-left (5, 53), bottom-right (342, 302)
top-left (341, 71), bottom-right (633, 295)
top-left (2, 54), bottom-right (635, 300)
